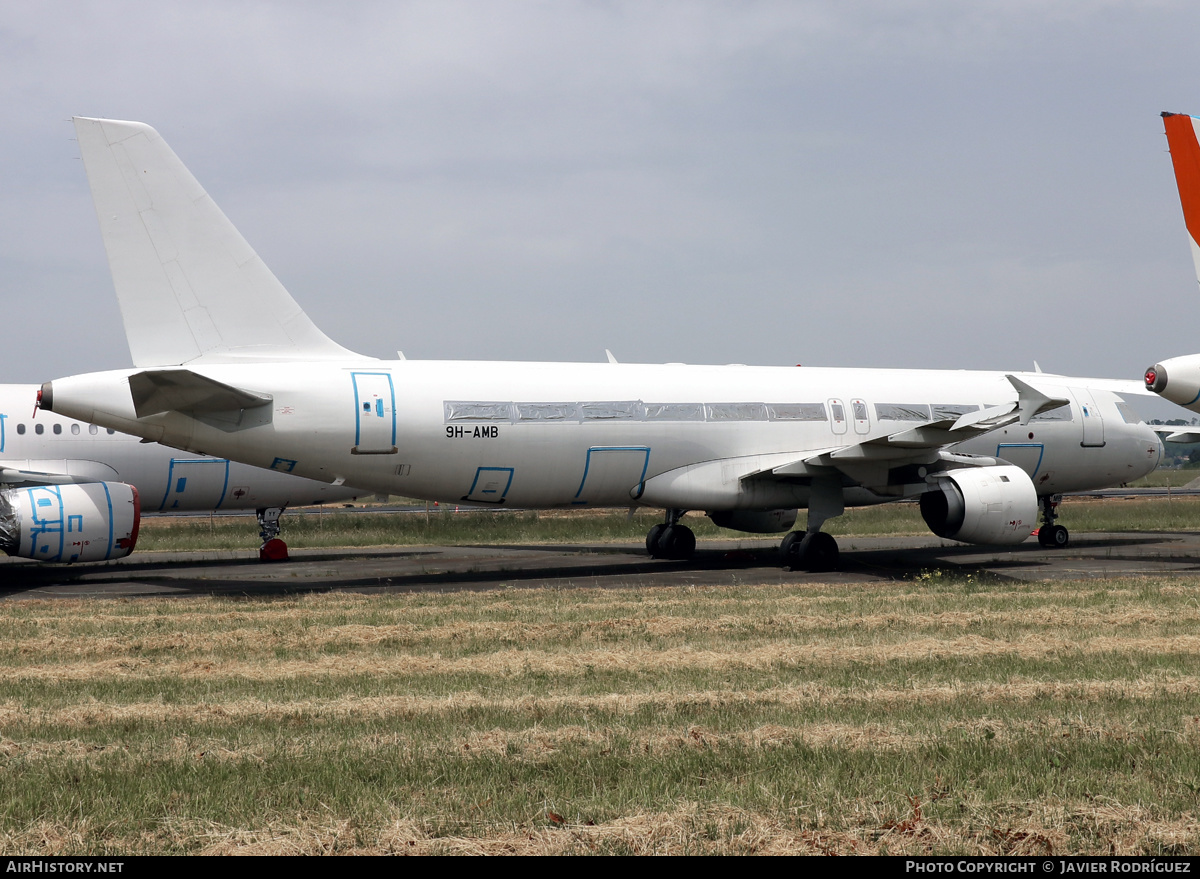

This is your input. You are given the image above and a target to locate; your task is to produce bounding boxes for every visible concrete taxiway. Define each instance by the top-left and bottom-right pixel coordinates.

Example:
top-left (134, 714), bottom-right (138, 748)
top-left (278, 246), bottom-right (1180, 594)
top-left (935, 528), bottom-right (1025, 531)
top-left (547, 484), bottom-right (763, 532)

top-left (3, 531), bottom-right (1200, 599)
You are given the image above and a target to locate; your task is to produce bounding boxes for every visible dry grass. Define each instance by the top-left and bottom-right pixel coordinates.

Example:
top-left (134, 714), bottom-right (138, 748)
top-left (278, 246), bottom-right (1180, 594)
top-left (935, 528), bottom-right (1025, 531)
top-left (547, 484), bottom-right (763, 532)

top-left (2, 580), bottom-right (1200, 855)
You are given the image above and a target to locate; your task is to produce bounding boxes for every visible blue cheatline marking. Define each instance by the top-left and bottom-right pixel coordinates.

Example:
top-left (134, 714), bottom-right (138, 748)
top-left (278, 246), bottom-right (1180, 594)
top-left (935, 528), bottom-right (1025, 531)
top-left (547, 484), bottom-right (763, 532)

top-left (996, 443), bottom-right (1045, 478)
top-left (25, 485), bottom-right (65, 562)
top-left (351, 371), bottom-right (397, 447)
top-left (573, 446), bottom-right (652, 503)
top-left (102, 481), bottom-right (114, 560)
top-left (1186, 388), bottom-right (1200, 407)
top-left (467, 467), bottom-right (515, 500)
top-left (68, 515), bottom-right (82, 533)
top-left (0, 412), bottom-right (6, 453)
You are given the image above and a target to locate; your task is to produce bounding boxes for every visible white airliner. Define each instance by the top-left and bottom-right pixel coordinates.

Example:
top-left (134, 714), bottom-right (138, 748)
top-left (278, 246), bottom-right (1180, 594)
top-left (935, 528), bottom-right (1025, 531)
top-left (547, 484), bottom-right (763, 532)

top-left (1144, 112), bottom-right (1200, 417)
top-left (0, 383), bottom-right (363, 563)
top-left (39, 118), bottom-right (1162, 571)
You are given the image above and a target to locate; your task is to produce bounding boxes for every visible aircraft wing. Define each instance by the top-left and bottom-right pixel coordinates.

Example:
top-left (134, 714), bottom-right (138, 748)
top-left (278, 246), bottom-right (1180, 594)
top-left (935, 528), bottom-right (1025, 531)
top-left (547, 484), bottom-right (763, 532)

top-left (1157, 429), bottom-right (1200, 444)
top-left (752, 374), bottom-right (1070, 488)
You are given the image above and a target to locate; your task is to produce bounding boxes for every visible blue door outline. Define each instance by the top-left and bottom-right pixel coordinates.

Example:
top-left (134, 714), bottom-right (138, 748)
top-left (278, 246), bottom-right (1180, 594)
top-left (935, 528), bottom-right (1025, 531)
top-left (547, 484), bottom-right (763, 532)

top-left (573, 446), bottom-right (651, 505)
top-left (351, 371), bottom-right (398, 454)
top-left (159, 458), bottom-right (231, 511)
top-left (464, 467), bottom-right (514, 504)
top-left (995, 443), bottom-right (1045, 479)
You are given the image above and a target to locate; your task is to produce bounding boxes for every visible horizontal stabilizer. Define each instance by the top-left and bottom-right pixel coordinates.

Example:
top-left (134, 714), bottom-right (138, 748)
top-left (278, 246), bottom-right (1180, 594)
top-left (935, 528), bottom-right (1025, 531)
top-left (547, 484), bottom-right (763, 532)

top-left (128, 369), bottom-right (272, 418)
top-left (73, 117), bottom-right (364, 366)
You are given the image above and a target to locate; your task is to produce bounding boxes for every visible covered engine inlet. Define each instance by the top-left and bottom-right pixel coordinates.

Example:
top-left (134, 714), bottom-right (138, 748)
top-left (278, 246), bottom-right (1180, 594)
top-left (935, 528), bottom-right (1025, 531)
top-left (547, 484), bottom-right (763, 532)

top-left (0, 482), bottom-right (141, 563)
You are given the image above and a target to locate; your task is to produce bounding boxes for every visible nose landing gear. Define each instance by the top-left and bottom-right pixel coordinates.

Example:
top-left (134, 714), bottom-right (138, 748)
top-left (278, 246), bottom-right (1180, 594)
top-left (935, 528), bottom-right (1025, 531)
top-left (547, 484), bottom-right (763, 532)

top-left (257, 506), bottom-right (289, 561)
top-left (1036, 494), bottom-right (1068, 548)
top-left (646, 509), bottom-right (696, 560)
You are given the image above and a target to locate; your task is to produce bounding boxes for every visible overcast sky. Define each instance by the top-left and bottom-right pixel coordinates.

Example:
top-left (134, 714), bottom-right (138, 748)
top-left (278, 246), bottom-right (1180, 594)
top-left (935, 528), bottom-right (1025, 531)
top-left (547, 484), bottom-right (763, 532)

top-left (4, 1), bottom-right (1200, 404)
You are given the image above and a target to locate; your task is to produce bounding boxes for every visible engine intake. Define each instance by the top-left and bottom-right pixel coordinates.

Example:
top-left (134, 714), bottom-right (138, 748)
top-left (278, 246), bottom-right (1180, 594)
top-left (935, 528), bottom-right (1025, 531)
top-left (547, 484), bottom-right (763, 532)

top-left (919, 465), bottom-right (1036, 545)
top-left (0, 482), bottom-right (141, 563)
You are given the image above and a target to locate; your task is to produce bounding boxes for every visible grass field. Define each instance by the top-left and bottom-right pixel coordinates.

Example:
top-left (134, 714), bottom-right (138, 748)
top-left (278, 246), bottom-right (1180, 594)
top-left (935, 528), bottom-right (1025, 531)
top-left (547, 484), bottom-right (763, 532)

top-left (134, 494), bottom-right (1200, 555)
top-left (2, 573), bottom-right (1200, 855)
top-left (6, 496), bottom-right (1200, 854)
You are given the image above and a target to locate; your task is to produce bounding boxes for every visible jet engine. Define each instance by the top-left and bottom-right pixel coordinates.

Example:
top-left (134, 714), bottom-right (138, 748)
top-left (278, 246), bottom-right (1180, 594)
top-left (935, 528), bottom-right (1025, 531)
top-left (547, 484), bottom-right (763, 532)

top-left (708, 508), bottom-right (798, 534)
top-left (1145, 354), bottom-right (1200, 412)
top-left (918, 464), bottom-right (1037, 545)
top-left (0, 482), bottom-right (140, 563)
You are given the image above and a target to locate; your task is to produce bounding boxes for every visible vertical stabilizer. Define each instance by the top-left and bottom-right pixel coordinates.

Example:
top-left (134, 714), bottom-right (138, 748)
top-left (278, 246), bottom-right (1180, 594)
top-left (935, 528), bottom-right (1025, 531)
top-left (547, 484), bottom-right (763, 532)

top-left (1162, 112), bottom-right (1200, 292)
top-left (73, 117), bottom-right (362, 366)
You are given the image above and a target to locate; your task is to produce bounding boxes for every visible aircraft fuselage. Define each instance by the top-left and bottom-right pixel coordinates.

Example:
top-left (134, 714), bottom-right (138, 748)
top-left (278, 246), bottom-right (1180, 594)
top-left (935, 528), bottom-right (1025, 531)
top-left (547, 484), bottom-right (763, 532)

top-left (44, 361), bottom-right (1162, 512)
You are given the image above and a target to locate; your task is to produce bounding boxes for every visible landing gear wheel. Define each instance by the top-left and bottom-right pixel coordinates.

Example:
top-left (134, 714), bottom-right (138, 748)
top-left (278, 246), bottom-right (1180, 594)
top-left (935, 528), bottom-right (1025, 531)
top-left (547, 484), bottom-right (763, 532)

top-left (779, 531), bottom-right (802, 567)
top-left (256, 506), bottom-right (288, 562)
top-left (259, 538), bottom-right (289, 562)
top-left (646, 523), bottom-right (667, 557)
top-left (781, 530), bottom-right (839, 572)
top-left (658, 524), bottom-right (696, 560)
top-left (1037, 524), bottom-right (1069, 548)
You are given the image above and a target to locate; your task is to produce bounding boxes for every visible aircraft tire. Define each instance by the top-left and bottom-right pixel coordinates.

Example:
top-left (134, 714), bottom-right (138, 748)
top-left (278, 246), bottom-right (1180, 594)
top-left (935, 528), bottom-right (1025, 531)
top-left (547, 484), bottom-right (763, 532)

top-left (780, 531), bottom-right (802, 569)
top-left (781, 530), bottom-right (839, 572)
top-left (801, 531), bottom-right (839, 572)
top-left (1037, 524), bottom-right (1069, 548)
top-left (646, 524), bottom-right (667, 557)
top-left (659, 524), bottom-right (696, 560)
top-left (259, 538), bottom-right (289, 562)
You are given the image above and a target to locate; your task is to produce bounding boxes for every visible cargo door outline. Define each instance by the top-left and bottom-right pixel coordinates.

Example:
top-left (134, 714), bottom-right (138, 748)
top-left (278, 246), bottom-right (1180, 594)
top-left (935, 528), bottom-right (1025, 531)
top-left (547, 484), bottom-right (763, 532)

top-left (464, 467), bottom-right (514, 504)
top-left (1071, 389), bottom-right (1106, 448)
top-left (159, 458), bottom-right (230, 511)
top-left (996, 443), bottom-right (1045, 481)
top-left (352, 371), bottom-right (397, 454)
top-left (573, 446), bottom-right (651, 505)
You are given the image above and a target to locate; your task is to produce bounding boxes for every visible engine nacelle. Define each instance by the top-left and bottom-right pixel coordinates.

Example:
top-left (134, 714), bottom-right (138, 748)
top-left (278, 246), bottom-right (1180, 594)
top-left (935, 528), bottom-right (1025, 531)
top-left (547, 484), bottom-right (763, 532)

top-left (918, 464), bottom-right (1036, 546)
top-left (708, 508), bottom-right (798, 534)
top-left (1145, 354), bottom-right (1200, 412)
top-left (0, 482), bottom-right (141, 563)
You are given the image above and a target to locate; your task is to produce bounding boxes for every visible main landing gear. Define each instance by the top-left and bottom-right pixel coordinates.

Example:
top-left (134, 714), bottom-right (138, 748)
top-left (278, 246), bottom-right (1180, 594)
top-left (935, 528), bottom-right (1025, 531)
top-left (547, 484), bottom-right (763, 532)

top-left (780, 474), bottom-right (844, 572)
top-left (1036, 494), bottom-right (1069, 548)
top-left (645, 509), bottom-right (696, 560)
top-left (779, 530), bottom-right (839, 572)
top-left (257, 506), bottom-right (289, 561)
